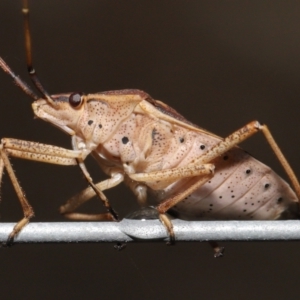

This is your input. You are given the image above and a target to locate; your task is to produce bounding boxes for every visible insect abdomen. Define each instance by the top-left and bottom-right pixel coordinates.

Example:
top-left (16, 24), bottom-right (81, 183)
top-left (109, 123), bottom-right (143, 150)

top-left (168, 150), bottom-right (299, 220)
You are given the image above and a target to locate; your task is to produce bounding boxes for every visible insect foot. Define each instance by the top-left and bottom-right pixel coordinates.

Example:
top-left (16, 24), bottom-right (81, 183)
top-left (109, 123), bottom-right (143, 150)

top-left (158, 213), bottom-right (176, 245)
top-left (114, 242), bottom-right (127, 251)
top-left (209, 242), bottom-right (225, 258)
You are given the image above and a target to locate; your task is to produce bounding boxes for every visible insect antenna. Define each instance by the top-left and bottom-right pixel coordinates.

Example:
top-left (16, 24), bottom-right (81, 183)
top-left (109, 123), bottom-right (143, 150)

top-left (22, 0), bottom-right (56, 105)
top-left (0, 57), bottom-right (39, 100)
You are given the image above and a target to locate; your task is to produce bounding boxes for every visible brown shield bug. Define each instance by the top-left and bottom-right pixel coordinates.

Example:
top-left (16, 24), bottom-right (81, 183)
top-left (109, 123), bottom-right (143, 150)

top-left (0, 1), bottom-right (299, 255)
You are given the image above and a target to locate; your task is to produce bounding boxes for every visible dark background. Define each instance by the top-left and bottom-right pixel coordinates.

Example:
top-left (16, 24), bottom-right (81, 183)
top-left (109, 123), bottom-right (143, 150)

top-left (1, 1), bottom-right (300, 299)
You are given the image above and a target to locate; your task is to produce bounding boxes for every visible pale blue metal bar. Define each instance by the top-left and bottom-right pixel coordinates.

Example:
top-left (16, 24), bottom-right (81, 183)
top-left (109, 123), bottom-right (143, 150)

top-left (0, 219), bottom-right (299, 243)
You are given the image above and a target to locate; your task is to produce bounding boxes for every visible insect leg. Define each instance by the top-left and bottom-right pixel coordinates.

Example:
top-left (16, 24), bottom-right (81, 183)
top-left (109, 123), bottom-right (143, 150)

top-left (125, 180), bottom-right (148, 205)
top-left (2, 138), bottom-right (81, 165)
top-left (0, 138), bottom-right (88, 244)
top-left (155, 174), bottom-right (223, 254)
top-left (72, 137), bottom-right (119, 221)
top-left (190, 121), bottom-right (300, 199)
top-left (74, 160), bottom-right (119, 221)
top-left (92, 152), bottom-right (148, 205)
top-left (159, 175), bottom-right (213, 244)
top-left (130, 165), bottom-right (214, 243)
top-left (129, 163), bottom-right (215, 182)
top-left (191, 120), bottom-right (262, 165)
top-left (0, 147), bottom-right (34, 245)
top-left (60, 173), bottom-right (124, 220)
top-left (209, 241), bottom-right (225, 258)
top-left (259, 124), bottom-right (300, 199)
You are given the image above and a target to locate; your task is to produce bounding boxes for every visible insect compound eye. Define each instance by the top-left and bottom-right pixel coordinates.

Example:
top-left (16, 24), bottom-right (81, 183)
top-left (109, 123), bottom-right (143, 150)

top-left (69, 92), bottom-right (83, 108)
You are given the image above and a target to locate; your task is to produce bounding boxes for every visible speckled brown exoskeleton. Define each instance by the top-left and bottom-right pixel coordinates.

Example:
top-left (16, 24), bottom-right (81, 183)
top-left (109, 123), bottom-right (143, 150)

top-left (0, 1), bottom-right (299, 254)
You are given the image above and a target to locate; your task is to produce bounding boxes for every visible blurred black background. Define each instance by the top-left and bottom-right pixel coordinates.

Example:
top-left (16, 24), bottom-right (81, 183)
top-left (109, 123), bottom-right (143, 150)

top-left (1, 1), bottom-right (300, 299)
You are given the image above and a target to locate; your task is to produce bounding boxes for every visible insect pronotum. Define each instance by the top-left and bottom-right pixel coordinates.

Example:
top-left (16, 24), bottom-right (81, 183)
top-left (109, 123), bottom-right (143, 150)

top-left (0, 1), bottom-right (299, 254)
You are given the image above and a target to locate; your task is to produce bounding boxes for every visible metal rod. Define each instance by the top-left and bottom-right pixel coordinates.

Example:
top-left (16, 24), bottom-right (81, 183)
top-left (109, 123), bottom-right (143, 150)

top-left (0, 220), bottom-right (300, 243)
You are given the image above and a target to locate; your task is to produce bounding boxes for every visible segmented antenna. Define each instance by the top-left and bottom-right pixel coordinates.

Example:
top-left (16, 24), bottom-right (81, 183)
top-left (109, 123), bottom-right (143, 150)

top-left (0, 57), bottom-right (39, 100)
top-left (22, 0), bottom-right (56, 105)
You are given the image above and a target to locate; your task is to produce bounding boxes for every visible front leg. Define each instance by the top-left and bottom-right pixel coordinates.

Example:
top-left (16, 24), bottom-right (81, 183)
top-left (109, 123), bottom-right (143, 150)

top-left (0, 138), bottom-right (79, 244)
top-left (0, 137), bottom-right (116, 244)
top-left (0, 146), bottom-right (34, 245)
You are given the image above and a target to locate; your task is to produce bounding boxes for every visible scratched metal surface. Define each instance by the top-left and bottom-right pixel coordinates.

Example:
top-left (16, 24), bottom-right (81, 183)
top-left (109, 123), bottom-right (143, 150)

top-left (0, 1), bottom-right (300, 300)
